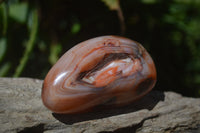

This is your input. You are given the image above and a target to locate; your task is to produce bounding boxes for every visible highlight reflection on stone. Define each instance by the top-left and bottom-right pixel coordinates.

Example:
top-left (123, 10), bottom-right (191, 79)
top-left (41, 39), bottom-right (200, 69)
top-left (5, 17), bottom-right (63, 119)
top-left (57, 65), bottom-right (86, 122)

top-left (42, 36), bottom-right (157, 114)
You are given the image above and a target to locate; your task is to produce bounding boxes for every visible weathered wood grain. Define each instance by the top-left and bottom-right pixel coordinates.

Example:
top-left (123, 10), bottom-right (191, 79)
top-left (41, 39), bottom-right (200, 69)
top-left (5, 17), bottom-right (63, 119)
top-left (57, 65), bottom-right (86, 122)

top-left (0, 78), bottom-right (200, 133)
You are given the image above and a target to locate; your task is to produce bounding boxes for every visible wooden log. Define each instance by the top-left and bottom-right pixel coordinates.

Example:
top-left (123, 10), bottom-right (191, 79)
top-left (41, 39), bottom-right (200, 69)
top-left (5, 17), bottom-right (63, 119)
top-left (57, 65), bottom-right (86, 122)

top-left (0, 78), bottom-right (200, 133)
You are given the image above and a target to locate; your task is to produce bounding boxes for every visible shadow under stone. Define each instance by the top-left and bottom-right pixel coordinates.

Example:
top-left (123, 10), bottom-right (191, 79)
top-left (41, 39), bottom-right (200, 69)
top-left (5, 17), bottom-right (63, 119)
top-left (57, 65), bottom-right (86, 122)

top-left (52, 90), bottom-right (165, 125)
top-left (18, 124), bottom-right (44, 133)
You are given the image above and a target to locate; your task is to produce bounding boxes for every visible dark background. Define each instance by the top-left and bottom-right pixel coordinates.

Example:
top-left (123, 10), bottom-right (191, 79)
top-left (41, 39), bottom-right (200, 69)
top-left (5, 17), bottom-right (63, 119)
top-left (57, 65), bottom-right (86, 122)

top-left (0, 0), bottom-right (200, 97)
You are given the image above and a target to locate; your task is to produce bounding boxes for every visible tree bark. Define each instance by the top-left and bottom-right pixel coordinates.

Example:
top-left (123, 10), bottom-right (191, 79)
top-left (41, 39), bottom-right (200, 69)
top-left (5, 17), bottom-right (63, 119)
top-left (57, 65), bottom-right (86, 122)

top-left (0, 78), bottom-right (200, 133)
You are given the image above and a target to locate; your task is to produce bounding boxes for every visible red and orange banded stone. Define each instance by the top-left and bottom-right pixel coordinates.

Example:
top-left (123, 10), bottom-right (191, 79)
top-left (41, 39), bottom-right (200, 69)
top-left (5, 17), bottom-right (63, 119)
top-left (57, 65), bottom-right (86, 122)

top-left (42, 36), bottom-right (157, 114)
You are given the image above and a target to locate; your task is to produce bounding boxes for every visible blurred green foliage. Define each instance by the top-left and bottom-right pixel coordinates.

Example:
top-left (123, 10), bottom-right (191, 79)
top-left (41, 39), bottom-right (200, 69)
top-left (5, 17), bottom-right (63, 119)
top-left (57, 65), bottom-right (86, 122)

top-left (0, 0), bottom-right (200, 97)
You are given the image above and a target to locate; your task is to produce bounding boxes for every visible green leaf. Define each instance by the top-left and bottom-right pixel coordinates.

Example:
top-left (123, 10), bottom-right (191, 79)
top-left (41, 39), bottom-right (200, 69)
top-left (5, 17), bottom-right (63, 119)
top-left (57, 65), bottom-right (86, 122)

top-left (71, 22), bottom-right (81, 34)
top-left (13, 9), bottom-right (38, 77)
top-left (142, 0), bottom-right (157, 4)
top-left (0, 38), bottom-right (7, 63)
top-left (9, 2), bottom-right (28, 23)
top-left (49, 43), bottom-right (62, 65)
top-left (0, 3), bottom-right (8, 35)
top-left (0, 62), bottom-right (11, 77)
top-left (101, 0), bottom-right (120, 10)
top-left (174, 0), bottom-right (200, 5)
